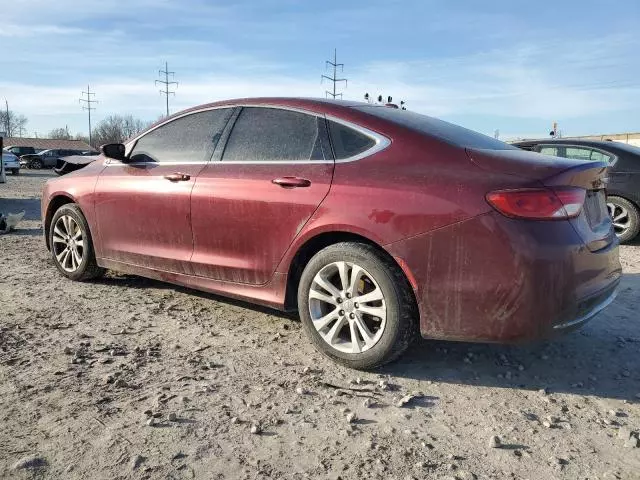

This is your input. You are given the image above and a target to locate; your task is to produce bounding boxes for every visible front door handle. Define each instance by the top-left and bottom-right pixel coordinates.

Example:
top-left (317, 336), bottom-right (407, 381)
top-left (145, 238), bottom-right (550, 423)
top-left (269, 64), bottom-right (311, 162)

top-left (164, 172), bottom-right (191, 182)
top-left (272, 177), bottom-right (311, 188)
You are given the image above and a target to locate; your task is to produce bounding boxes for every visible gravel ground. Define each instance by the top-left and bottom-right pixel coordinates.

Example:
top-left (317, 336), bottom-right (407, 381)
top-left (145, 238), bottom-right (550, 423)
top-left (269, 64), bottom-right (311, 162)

top-left (1, 170), bottom-right (639, 480)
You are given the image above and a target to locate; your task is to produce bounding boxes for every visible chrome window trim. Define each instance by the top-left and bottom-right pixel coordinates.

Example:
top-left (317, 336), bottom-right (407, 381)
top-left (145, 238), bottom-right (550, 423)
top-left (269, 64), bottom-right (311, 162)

top-left (118, 103), bottom-right (391, 166)
top-left (104, 161), bottom-right (210, 167)
top-left (324, 114), bottom-right (391, 163)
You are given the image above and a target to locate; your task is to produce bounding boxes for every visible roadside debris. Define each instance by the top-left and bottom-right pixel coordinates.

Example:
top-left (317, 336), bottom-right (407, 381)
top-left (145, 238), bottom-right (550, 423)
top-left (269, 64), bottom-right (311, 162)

top-left (0, 211), bottom-right (25, 234)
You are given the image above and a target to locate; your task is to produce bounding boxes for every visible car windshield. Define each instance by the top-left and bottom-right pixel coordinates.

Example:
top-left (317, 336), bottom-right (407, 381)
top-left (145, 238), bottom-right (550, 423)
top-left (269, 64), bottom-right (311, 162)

top-left (354, 106), bottom-right (517, 150)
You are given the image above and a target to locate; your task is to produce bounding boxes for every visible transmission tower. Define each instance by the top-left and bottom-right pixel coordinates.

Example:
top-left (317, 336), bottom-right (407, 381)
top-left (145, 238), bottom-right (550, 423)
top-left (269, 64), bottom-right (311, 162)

top-left (79, 85), bottom-right (98, 146)
top-left (321, 49), bottom-right (347, 99)
top-left (156, 61), bottom-right (178, 117)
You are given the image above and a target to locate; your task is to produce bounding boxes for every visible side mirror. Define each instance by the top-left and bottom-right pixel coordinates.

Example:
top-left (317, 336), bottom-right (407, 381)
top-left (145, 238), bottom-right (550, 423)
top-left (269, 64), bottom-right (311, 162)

top-left (100, 143), bottom-right (127, 161)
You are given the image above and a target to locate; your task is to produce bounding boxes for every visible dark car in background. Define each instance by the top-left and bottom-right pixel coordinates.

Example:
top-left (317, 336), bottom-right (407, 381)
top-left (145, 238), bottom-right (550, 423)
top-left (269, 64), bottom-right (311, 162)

top-left (40, 98), bottom-right (620, 369)
top-left (514, 139), bottom-right (640, 243)
top-left (21, 148), bottom-right (88, 169)
top-left (4, 145), bottom-right (37, 157)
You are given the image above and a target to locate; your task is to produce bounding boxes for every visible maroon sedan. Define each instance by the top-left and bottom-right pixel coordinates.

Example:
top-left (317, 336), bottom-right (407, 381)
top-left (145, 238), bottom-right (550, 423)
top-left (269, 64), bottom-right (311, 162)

top-left (42, 98), bottom-right (621, 369)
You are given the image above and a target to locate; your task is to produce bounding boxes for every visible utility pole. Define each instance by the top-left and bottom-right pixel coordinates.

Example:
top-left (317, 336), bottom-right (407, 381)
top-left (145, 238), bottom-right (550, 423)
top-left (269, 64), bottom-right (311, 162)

top-left (4, 99), bottom-right (10, 137)
top-left (156, 61), bottom-right (178, 117)
top-left (79, 85), bottom-right (98, 146)
top-left (321, 49), bottom-right (347, 99)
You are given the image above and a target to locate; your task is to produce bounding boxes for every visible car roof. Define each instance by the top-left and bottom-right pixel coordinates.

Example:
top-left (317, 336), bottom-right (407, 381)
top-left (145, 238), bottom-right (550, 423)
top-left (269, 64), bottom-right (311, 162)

top-left (165, 97), bottom-right (371, 120)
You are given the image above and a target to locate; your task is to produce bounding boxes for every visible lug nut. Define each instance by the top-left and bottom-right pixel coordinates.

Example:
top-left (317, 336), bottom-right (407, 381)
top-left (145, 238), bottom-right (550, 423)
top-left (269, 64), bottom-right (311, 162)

top-left (354, 303), bottom-right (359, 308)
top-left (339, 310), bottom-right (345, 316)
top-left (346, 292), bottom-right (352, 299)
top-left (336, 298), bottom-right (342, 303)
top-left (349, 313), bottom-right (355, 319)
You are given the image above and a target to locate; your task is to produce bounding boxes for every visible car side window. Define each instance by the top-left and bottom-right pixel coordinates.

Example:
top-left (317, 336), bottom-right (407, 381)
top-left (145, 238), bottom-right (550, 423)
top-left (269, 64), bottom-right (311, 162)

top-left (590, 150), bottom-right (613, 162)
top-left (130, 108), bottom-right (233, 164)
top-left (564, 147), bottom-right (593, 161)
top-left (327, 120), bottom-right (376, 160)
top-left (538, 146), bottom-right (559, 156)
top-left (222, 107), bottom-right (325, 162)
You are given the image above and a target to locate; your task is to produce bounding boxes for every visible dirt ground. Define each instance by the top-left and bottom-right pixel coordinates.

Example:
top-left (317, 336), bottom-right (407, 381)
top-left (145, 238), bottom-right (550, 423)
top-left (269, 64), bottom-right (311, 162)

top-left (1, 170), bottom-right (639, 480)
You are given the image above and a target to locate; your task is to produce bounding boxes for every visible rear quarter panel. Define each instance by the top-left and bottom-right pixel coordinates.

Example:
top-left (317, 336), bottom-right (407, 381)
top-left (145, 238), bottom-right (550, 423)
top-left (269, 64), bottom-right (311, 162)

top-left (276, 124), bottom-right (539, 274)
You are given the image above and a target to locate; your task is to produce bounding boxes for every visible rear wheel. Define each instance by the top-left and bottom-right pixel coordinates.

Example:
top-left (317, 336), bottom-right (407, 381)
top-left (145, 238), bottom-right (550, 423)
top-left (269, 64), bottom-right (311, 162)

top-left (31, 158), bottom-right (43, 169)
top-left (297, 242), bottom-right (417, 370)
top-left (49, 204), bottom-right (105, 281)
top-left (607, 196), bottom-right (640, 243)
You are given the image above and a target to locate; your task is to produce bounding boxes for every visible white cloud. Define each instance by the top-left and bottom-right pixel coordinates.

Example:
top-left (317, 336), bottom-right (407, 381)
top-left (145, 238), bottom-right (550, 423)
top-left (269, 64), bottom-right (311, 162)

top-left (2, 1), bottom-right (639, 137)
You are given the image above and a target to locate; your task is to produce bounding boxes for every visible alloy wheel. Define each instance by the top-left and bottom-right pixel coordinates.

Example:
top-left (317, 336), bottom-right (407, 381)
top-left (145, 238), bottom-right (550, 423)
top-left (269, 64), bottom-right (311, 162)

top-left (52, 215), bottom-right (84, 273)
top-left (308, 261), bottom-right (387, 354)
top-left (607, 202), bottom-right (630, 237)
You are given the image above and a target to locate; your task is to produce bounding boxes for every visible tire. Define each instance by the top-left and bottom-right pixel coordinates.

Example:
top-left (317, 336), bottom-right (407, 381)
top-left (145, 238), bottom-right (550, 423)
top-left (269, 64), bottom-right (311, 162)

top-left (11, 169), bottom-right (19, 175)
top-left (297, 242), bottom-right (417, 370)
top-left (49, 203), bottom-right (105, 281)
top-left (31, 159), bottom-right (43, 169)
top-left (607, 196), bottom-right (640, 244)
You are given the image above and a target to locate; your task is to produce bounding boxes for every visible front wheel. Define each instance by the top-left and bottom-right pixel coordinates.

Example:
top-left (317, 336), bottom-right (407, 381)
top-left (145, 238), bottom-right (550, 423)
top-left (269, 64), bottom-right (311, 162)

top-left (49, 204), bottom-right (105, 281)
top-left (31, 159), bottom-right (43, 169)
top-left (297, 242), bottom-right (417, 370)
top-left (607, 196), bottom-right (640, 244)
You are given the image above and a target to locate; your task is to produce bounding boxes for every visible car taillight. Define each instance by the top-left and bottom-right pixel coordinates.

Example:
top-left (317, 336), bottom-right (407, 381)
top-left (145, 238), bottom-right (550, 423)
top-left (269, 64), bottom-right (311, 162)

top-left (486, 187), bottom-right (586, 220)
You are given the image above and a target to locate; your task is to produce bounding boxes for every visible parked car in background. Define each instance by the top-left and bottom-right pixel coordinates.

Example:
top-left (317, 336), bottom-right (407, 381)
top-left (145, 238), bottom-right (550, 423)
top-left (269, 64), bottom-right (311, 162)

top-left (4, 145), bottom-right (37, 158)
top-left (514, 139), bottom-right (640, 243)
top-left (41, 98), bottom-right (621, 369)
top-left (21, 149), bottom-right (88, 169)
top-left (2, 151), bottom-right (21, 175)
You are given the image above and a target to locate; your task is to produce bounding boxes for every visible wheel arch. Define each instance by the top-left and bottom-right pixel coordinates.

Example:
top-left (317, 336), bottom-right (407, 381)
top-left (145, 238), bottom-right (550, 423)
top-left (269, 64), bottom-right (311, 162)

top-left (607, 193), bottom-right (640, 211)
top-left (283, 230), bottom-right (418, 312)
top-left (44, 194), bottom-right (77, 250)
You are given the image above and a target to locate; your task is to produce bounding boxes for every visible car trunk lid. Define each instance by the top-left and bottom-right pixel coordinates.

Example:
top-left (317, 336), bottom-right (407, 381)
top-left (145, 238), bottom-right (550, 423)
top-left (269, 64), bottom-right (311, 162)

top-left (468, 148), bottom-right (615, 251)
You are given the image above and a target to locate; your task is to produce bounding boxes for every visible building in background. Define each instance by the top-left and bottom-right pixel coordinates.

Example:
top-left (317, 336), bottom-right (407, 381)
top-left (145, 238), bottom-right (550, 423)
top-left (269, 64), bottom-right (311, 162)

top-left (566, 132), bottom-right (640, 147)
top-left (1, 137), bottom-right (92, 152)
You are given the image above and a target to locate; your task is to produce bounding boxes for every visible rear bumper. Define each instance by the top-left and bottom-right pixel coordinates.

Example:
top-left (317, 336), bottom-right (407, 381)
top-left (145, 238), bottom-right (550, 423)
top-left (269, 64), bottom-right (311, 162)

top-left (386, 212), bottom-right (622, 343)
top-left (552, 281), bottom-right (618, 332)
top-left (3, 161), bottom-right (19, 169)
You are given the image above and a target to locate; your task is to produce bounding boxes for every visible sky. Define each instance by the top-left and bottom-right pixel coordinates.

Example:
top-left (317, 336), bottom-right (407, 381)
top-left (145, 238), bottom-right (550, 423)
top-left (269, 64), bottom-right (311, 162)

top-left (1, 0), bottom-right (639, 140)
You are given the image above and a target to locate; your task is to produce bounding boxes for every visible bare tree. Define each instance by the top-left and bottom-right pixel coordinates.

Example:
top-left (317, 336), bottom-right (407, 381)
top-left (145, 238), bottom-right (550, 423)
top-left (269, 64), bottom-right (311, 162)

top-left (0, 110), bottom-right (28, 137)
top-left (48, 127), bottom-right (72, 140)
top-left (91, 115), bottom-right (149, 146)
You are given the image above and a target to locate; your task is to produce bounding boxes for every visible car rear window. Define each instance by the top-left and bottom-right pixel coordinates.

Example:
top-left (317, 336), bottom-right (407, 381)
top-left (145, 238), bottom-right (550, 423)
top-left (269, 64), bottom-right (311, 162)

top-left (354, 106), bottom-right (517, 150)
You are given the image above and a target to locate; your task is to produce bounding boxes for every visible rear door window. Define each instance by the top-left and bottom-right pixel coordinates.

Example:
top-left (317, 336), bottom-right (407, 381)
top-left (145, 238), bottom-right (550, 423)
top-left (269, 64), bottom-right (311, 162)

top-left (590, 150), bottom-right (613, 162)
top-left (564, 147), bottom-right (593, 161)
top-left (130, 108), bottom-right (233, 163)
top-left (222, 107), bottom-right (325, 162)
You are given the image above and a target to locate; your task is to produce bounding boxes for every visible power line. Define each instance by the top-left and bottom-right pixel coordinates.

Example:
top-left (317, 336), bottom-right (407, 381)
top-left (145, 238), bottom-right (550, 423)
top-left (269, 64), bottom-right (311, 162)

top-left (321, 48), bottom-right (347, 99)
top-left (79, 85), bottom-right (97, 146)
top-left (156, 61), bottom-right (178, 117)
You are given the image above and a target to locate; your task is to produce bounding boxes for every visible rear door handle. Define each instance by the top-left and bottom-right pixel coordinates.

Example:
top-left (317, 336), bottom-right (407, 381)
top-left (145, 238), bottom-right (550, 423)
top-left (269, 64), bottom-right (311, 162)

top-left (272, 177), bottom-right (311, 188)
top-left (164, 172), bottom-right (191, 182)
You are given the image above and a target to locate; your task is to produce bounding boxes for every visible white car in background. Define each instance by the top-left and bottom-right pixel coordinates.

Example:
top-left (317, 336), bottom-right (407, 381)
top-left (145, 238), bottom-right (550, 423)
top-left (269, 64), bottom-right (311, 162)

top-left (2, 151), bottom-right (20, 175)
